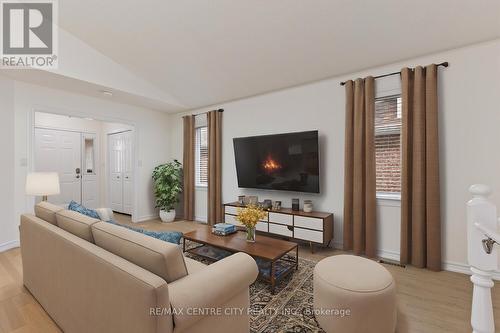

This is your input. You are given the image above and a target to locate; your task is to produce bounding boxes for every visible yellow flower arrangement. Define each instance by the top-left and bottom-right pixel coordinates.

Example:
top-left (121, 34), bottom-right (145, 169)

top-left (236, 205), bottom-right (267, 229)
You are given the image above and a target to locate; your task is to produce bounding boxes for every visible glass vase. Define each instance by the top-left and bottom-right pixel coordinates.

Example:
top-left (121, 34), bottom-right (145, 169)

top-left (246, 226), bottom-right (256, 242)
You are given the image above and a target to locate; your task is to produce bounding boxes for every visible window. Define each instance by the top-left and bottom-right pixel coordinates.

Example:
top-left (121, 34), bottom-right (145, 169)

top-left (375, 95), bottom-right (402, 196)
top-left (84, 136), bottom-right (95, 174)
top-left (195, 126), bottom-right (208, 187)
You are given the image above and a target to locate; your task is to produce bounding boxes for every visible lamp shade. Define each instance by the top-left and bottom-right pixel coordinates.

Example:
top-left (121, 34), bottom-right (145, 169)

top-left (26, 172), bottom-right (61, 196)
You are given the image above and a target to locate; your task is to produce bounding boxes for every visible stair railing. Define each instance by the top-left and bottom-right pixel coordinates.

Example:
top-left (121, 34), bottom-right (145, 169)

top-left (467, 184), bottom-right (498, 333)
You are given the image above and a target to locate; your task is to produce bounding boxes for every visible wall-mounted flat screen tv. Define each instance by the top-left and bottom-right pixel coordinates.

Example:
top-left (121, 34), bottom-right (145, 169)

top-left (233, 130), bottom-right (319, 193)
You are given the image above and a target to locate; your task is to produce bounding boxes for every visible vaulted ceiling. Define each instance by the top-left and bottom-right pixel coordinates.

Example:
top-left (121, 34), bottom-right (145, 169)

top-left (6, 1), bottom-right (500, 112)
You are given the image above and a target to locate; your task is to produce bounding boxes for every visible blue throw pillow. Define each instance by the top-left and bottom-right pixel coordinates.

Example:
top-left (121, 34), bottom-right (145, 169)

top-left (106, 220), bottom-right (183, 245)
top-left (68, 201), bottom-right (101, 220)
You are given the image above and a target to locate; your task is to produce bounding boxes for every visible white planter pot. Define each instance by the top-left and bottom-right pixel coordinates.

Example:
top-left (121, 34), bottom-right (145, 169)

top-left (159, 209), bottom-right (176, 223)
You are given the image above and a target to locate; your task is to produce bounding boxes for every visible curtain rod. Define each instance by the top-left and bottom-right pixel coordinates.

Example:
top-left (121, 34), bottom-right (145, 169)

top-left (191, 108), bottom-right (224, 117)
top-left (339, 62), bottom-right (449, 86)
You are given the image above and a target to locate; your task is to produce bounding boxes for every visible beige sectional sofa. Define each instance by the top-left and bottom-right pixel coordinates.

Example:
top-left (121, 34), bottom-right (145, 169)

top-left (21, 202), bottom-right (259, 333)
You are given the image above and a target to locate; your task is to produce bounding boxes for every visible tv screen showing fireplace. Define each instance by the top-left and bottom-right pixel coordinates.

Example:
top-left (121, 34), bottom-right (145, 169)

top-left (233, 130), bottom-right (320, 193)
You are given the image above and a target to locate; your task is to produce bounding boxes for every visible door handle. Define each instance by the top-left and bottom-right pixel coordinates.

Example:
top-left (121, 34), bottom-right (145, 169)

top-left (76, 175), bottom-right (80, 179)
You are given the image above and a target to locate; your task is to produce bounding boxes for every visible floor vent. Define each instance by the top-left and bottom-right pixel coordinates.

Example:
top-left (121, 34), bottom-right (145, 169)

top-left (378, 259), bottom-right (406, 268)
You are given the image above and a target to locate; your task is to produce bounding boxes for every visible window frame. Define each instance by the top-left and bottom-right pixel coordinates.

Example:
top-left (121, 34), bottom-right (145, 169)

top-left (374, 93), bottom-right (402, 201)
top-left (195, 126), bottom-right (208, 188)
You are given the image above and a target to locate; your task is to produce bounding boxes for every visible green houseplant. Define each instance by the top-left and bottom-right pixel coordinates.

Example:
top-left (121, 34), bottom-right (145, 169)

top-left (152, 160), bottom-right (182, 223)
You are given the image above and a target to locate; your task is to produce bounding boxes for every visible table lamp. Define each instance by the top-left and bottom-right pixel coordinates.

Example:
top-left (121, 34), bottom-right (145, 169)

top-left (26, 172), bottom-right (61, 201)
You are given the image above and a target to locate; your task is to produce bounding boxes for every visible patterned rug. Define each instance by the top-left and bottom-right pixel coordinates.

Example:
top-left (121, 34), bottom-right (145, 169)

top-left (185, 244), bottom-right (325, 333)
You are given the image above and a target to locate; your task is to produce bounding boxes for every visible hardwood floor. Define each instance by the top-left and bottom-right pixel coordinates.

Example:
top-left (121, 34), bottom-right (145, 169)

top-left (0, 248), bottom-right (60, 333)
top-left (1, 215), bottom-right (499, 332)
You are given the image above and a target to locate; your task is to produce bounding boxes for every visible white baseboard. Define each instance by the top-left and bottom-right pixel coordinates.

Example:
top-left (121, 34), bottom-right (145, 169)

top-left (444, 261), bottom-right (500, 280)
top-left (378, 250), bottom-right (500, 280)
top-left (377, 249), bottom-right (401, 262)
top-left (0, 240), bottom-right (20, 252)
top-left (195, 216), bottom-right (207, 223)
top-left (133, 214), bottom-right (159, 223)
top-left (332, 243), bottom-right (500, 280)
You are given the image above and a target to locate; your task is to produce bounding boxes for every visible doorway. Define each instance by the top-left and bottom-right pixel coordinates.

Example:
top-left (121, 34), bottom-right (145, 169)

top-left (33, 111), bottom-right (135, 217)
top-left (34, 128), bottom-right (83, 206)
top-left (108, 130), bottom-right (133, 215)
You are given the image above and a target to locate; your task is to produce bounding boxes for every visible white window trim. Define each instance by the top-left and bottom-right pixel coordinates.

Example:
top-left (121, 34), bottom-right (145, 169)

top-left (376, 192), bottom-right (401, 207)
top-left (376, 192), bottom-right (401, 201)
top-left (195, 126), bottom-right (208, 188)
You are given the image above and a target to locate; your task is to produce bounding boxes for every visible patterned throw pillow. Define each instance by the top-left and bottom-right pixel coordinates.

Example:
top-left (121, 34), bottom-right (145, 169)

top-left (94, 208), bottom-right (114, 222)
top-left (68, 201), bottom-right (101, 220)
top-left (106, 220), bottom-right (183, 245)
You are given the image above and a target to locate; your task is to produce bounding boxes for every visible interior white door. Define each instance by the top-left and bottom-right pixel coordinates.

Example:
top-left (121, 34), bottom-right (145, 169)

top-left (35, 128), bottom-right (81, 206)
top-left (109, 132), bottom-right (124, 213)
top-left (122, 131), bottom-right (133, 215)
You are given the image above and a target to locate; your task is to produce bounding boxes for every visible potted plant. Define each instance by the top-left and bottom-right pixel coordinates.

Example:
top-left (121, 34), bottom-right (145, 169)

top-left (236, 205), bottom-right (267, 242)
top-left (152, 160), bottom-right (182, 223)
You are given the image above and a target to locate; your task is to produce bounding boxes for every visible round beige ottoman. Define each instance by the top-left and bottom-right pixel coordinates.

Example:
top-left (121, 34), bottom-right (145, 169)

top-left (313, 255), bottom-right (396, 333)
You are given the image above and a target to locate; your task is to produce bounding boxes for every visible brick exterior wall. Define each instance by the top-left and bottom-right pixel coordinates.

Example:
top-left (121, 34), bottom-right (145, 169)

top-left (375, 96), bottom-right (401, 193)
top-left (375, 133), bottom-right (401, 193)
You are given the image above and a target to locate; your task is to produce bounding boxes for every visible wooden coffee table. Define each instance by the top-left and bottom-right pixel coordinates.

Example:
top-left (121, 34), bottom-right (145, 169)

top-left (182, 227), bottom-right (298, 292)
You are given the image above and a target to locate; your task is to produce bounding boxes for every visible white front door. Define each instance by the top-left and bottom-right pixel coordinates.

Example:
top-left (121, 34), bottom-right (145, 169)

top-left (35, 128), bottom-right (81, 206)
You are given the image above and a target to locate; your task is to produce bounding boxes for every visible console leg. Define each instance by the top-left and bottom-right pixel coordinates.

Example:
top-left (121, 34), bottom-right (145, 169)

top-left (271, 261), bottom-right (276, 294)
top-left (296, 246), bottom-right (299, 270)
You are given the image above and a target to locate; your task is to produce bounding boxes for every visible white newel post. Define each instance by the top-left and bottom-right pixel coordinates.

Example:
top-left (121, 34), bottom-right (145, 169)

top-left (467, 184), bottom-right (498, 333)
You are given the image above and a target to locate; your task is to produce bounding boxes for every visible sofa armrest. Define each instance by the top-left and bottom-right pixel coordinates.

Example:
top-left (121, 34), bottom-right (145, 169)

top-left (168, 252), bottom-right (258, 332)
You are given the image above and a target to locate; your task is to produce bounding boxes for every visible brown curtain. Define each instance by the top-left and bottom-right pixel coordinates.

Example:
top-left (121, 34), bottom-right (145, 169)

top-left (343, 77), bottom-right (377, 258)
top-left (207, 110), bottom-right (223, 225)
top-left (400, 65), bottom-right (441, 271)
top-left (182, 115), bottom-right (195, 221)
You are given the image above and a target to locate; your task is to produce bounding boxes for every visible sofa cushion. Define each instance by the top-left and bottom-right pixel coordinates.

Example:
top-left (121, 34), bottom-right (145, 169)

top-left (34, 201), bottom-right (63, 225)
top-left (91, 222), bottom-right (188, 283)
top-left (56, 210), bottom-right (100, 243)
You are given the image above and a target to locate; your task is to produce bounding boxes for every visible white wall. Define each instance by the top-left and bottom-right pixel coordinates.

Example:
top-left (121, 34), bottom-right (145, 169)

top-left (169, 39), bottom-right (500, 273)
top-left (35, 112), bottom-right (103, 133)
top-left (7, 79), bottom-right (172, 247)
top-left (0, 76), bottom-right (17, 251)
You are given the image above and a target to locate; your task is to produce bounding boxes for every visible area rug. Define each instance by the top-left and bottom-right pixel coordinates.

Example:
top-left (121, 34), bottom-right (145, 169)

top-left (185, 244), bottom-right (325, 333)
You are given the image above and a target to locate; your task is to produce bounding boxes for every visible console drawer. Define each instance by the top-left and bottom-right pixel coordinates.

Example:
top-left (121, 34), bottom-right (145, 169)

top-left (225, 205), bottom-right (268, 221)
top-left (256, 222), bottom-right (268, 232)
top-left (294, 227), bottom-right (323, 243)
top-left (269, 223), bottom-right (293, 237)
top-left (224, 214), bottom-right (242, 226)
top-left (225, 205), bottom-right (239, 215)
top-left (269, 212), bottom-right (293, 226)
top-left (294, 216), bottom-right (323, 231)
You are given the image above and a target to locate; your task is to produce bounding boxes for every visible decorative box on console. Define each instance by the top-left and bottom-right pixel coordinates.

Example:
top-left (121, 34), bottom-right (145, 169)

top-left (223, 202), bottom-right (334, 252)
